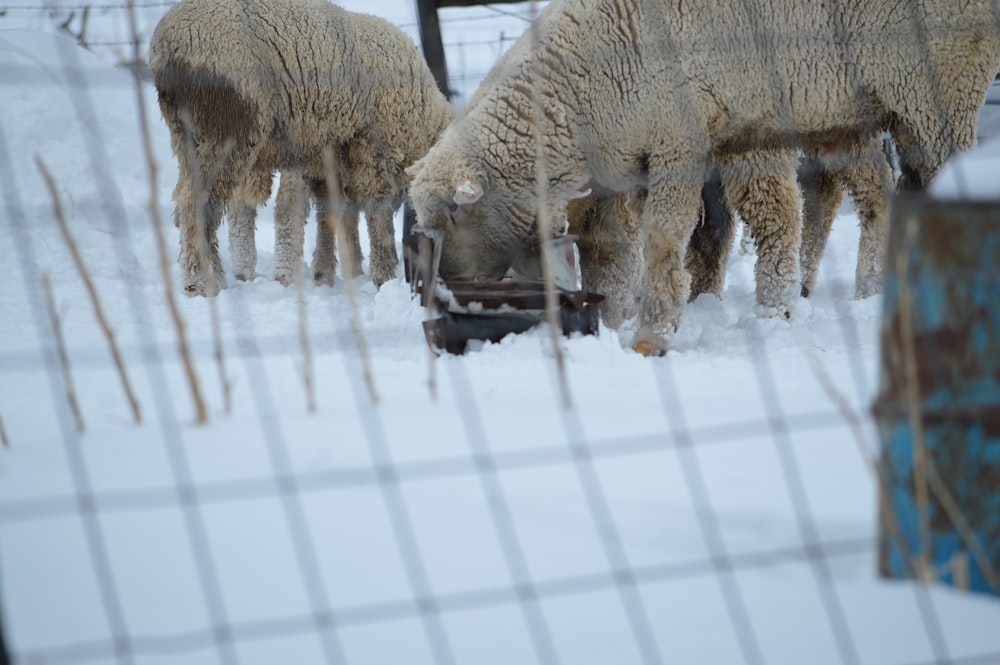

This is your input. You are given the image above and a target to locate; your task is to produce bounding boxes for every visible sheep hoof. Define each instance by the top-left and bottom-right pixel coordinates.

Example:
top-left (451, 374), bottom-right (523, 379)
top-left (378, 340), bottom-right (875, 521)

top-left (184, 280), bottom-right (221, 297)
top-left (234, 272), bottom-right (255, 282)
top-left (800, 285), bottom-right (810, 298)
top-left (313, 271), bottom-right (336, 287)
top-left (275, 273), bottom-right (295, 287)
top-left (632, 327), bottom-right (669, 356)
top-left (371, 270), bottom-right (396, 289)
top-left (854, 278), bottom-right (882, 300)
top-left (633, 340), bottom-right (667, 357)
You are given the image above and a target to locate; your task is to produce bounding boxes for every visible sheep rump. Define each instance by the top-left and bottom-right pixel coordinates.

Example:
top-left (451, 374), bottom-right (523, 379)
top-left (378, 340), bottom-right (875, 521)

top-left (149, 0), bottom-right (453, 295)
top-left (407, 0), bottom-right (1000, 354)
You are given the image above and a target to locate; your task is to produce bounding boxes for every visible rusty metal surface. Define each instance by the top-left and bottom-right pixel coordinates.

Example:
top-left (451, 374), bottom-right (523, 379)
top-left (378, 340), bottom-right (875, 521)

top-left (874, 193), bottom-right (1000, 596)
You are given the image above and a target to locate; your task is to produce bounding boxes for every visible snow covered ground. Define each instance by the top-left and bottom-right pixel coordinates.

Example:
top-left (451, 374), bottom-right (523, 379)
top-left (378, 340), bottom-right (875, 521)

top-left (1, 2), bottom-right (999, 664)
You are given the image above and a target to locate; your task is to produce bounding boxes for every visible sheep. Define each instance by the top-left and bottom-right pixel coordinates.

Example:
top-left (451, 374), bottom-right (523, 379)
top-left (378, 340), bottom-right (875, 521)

top-left (407, 0), bottom-right (1000, 355)
top-left (227, 171), bottom-right (365, 286)
top-left (797, 136), bottom-right (896, 300)
top-left (690, 135), bottom-right (896, 302)
top-left (149, 0), bottom-right (454, 296)
top-left (456, 24), bottom-right (699, 329)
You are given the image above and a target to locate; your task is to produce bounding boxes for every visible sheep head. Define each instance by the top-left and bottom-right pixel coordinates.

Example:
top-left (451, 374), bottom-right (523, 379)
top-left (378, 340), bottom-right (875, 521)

top-left (407, 145), bottom-right (587, 284)
top-left (408, 150), bottom-right (526, 282)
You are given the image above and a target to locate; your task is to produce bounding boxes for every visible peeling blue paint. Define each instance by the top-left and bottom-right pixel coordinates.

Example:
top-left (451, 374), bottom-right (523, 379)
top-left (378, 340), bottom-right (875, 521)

top-left (874, 195), bottom-right (1000, 597)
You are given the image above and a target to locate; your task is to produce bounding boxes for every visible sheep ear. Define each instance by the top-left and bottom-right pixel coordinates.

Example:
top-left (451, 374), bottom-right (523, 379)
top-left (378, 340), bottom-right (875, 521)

top-left (454, 180), bottom-right (483, 205)
top-left (404, 159), bottom-right (425, 178)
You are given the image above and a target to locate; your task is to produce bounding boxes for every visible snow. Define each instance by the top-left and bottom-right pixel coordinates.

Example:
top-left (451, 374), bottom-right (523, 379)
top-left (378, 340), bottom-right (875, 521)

top-left (2, 2), bottom-right (1000, 665)
top-left (930, 135), bottom-right (1000, 201)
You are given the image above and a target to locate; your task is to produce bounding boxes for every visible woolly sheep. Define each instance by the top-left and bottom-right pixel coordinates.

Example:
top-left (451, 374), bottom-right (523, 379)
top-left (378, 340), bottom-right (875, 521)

top-left (691, 136), bottom-right (896, 301)
top-left (149, 0), bottom-right (453, 295)
top-left (456, 22), bottom-right (678, 329)
top-left (407, 0), bottom-right (1000, 355)
top-left (225, 170), bottom-right (366, 288)
top-left (797, 137), bottom-right (895, 300)
top-left (480, 36), bottom-right (892, 309)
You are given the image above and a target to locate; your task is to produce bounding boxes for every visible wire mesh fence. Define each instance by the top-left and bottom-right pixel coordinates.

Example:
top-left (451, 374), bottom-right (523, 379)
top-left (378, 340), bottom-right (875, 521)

top-left (1, 1), bottom-right (1000, 665)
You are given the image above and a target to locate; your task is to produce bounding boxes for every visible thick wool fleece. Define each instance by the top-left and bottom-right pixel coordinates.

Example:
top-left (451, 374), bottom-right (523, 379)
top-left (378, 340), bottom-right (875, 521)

top-left (408, 0), bottom-right (1000, 353)
top-left (150, 0), bottom-right (454, 294)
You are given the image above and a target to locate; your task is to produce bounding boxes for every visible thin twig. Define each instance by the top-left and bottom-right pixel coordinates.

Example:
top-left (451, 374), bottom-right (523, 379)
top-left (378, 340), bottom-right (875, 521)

top-left (177, 118), bottom-right (235, 416)
top-left (803, 347), bottom-right (916, 578)
top-left (895, 219), bottom-right (933, 580)
top-left (125, 0), bottom-right (208, 424)
top-left (0, 413), bottom-right (10, 448)
top-left (426, 285), bottom-right (439, 403)
top-left (35, 156), bottom-right (143, 425)
top-left (924, 453), bottom-right (1000, 593)
top-left (321, 146), bottom-right (379, 403)
top-left (208, 298), bottom-right (232, 415)
top-left (529, 0), bottom-right (571, 408)
top-left (296, 274), bottom-right (317, 413)
top-left (40, 275), bottom-right (85, 434)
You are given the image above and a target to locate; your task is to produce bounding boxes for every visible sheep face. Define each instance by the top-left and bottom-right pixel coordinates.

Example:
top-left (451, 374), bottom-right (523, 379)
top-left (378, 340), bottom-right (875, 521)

top-left (408, 162), bottom-right (534, 283)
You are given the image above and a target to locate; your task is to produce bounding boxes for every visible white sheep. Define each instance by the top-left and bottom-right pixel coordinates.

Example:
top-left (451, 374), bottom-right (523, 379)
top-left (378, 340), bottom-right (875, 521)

top-left (407, 0), bottom-right (1000, 355)
top-left (149, 0), bottom-right (454, 295)
top-left (797, 137), bottom-right (896, 300)
top-left (692, 136), bottom-right (896, 301)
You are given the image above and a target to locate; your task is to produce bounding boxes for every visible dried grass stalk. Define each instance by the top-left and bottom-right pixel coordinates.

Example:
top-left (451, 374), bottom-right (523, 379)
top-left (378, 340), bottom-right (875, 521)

top-left (40, 275), bottom-right (85, 434)
top-left (803, 348), bottom-right (916, 578)
top-left (209, 298), bottom-right (232, 415)
top-left (35, 156), bottom-right (143, 425)
top-left (297, 275), bottom-right (317, 413)
top-left (322, 146), bottom-right (379, 404)
top-left (0, 413), bottom-right (10, 448)
top-left (125, 0), bottom-right (208, 424)
top-left (895, 221), bottom-right (933, 575)
top-left (529, 0), bottom-right (571, 408)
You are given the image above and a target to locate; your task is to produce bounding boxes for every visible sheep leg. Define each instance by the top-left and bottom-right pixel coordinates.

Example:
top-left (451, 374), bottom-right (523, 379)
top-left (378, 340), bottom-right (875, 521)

top-left (798, 155), bottom-right (842, 298)
top-left (633, 180), bottom-right (703, 355)
top-left (311, 190), bottom-right (361, 286)
top-left (227, 171), bottom-right (272, 282)
top-left (892, 108), bottom-right (977, 191)
top-left (575, 192), bottom-right (643, 329)
top-left (311, 193), bottom-right (336, 286)
top-left (738, 221), bottom-right (754, 256)
top-left (342, 210), bottom-right (365, 279)
top-left (172, 130), bottom-right (229, 296)
top-left (365, 201), bottom-right (399, 287)
top-left (175, 174), bottom-right (225, 297)
top-left (840, 140), bottom-right (893, 300)
top-left (273, 170), bottom-right (310, 285)
top-left (228, 200), bottom-right (258, 282)
top-left (721, 152), bottom-right (802, 318)
top-left (685, 167), bottom-right (736, 300)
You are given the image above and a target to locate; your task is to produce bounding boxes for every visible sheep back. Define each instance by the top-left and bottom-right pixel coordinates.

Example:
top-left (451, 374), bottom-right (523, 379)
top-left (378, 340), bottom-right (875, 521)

top-left (149, 0), bottom-right (452, 205)
top-left (409, 0), bottom-right (1000, 351)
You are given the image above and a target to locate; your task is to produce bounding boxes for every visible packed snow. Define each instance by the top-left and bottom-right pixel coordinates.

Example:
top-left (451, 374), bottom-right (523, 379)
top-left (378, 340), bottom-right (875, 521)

top-left (1, 2), bottom-right (999, 664)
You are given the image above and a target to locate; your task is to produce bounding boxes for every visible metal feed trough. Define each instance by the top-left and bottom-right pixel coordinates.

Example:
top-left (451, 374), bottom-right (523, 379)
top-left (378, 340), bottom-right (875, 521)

top-left (402, 217), bottom-right (604, 354)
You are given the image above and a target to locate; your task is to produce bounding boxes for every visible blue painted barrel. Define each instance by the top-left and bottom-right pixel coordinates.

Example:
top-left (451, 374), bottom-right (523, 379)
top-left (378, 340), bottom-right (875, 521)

top-left (874, 194), bottom-right (1000, 596)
